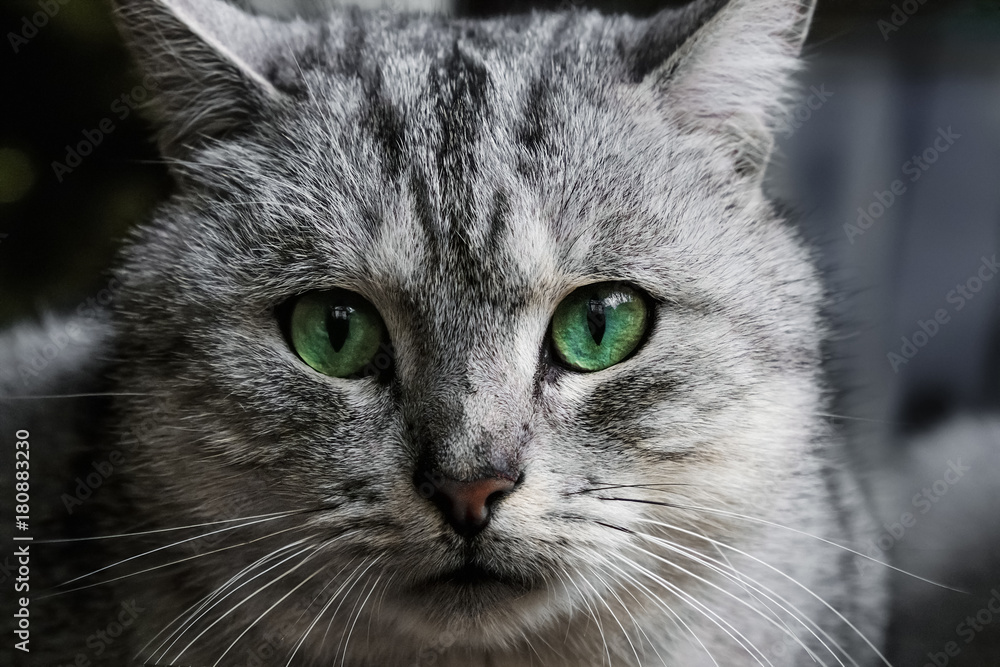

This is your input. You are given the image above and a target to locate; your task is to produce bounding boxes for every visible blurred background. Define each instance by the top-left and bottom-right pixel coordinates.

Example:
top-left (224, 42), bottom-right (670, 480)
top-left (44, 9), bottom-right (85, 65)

top-left (2, 0), bottom-right (999, 663)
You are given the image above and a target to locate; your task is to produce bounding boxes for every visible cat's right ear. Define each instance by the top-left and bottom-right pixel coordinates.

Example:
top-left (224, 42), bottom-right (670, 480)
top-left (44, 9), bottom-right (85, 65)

top-left (623, 0), bottom-right (817, 182)
top-left (114, 0), bottom-right (319, 159)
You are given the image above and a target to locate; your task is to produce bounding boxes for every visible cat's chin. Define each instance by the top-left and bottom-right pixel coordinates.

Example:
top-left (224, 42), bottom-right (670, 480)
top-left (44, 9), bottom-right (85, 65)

top-left (382, 563), bottom-right (559, 648)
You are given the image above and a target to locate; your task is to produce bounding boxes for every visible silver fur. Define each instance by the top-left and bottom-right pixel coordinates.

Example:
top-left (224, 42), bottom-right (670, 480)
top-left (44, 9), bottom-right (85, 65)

top-left (3, 0), bottom-right (890, 664)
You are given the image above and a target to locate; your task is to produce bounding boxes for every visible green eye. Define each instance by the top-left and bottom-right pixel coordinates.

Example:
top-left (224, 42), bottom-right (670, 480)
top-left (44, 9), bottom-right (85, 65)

top-left (551, 283), bottom-right (650, 372)
top-left (289, 289), bottom-right (387, 378)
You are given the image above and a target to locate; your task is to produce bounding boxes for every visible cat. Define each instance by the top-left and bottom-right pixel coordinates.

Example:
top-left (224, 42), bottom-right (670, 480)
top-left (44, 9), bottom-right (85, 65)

top-left (0, 0), bottom-right (892, 664)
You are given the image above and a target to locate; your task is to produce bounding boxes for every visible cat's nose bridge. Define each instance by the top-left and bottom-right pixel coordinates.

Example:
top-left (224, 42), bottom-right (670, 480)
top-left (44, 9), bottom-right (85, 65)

top-left (404, 356), bottom-right (532, 445)
top-left (410, 399), bottom-right (527, 477)
top-left (406, 383), bottom-right (530, 524)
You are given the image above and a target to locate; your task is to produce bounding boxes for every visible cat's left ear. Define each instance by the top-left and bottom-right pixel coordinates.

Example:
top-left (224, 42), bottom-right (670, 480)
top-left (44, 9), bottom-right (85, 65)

top-left (626, 0), bottom-right (817, 181)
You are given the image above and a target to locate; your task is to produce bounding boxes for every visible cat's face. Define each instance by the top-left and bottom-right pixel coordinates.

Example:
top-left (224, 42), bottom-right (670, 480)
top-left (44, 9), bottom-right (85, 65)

top-left (113, 0), bottom-right (820, 651)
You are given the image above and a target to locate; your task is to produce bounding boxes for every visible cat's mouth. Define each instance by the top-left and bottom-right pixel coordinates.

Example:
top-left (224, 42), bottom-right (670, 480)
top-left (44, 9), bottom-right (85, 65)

top-left (388, 559), bottom-right (548, 646)
top-left (420, 561), bottom-right (535, 594)
top-left (436, 563), bottom-right (512, 586)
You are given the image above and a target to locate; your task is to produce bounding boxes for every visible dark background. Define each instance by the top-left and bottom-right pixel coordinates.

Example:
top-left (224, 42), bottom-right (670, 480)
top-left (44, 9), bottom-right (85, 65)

top-left (2, 0), bottom-right (998, 422)
top-left (2, 0), bottom-right (999, 664)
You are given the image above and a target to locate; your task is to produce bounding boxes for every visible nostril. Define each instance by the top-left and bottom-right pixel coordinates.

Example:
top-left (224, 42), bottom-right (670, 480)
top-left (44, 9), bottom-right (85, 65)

top-left (485, 487), bottom-right (509, 508)
top-left (419, 473), bottom-right (517, 538)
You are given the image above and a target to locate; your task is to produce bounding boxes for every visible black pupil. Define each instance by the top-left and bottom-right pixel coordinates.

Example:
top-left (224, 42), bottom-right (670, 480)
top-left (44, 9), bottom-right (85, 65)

top-left (326, 305), bottom-right (352, 352)
top-left (587, 297), bottom-right (606, 346)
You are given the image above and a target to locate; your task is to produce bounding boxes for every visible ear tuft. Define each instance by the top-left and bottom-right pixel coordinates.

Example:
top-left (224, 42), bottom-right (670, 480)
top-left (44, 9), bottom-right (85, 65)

top-left (114, 0), bottom-right (317, 158)
top-left (624, 0), bottom-right (729, 84)
top-left (626, 0), bottom-right (817, 180)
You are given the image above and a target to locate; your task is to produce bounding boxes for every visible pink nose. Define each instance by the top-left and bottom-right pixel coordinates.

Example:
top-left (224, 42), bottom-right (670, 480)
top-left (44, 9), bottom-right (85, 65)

top-left (429, 475), bottom-right (517, 538)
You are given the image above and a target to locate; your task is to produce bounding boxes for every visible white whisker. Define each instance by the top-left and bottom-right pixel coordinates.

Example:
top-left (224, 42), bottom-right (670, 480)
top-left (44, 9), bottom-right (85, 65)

top-left (154, 542), bottom-right (317, 663)
top-left (140, 537), bottom-right (308, 662)
top-left (170, 544), bottom-right (327, 664)
top-left (609, 496), bottom-right (960, 593)
top-left (579, 565), bottom-right (644, 666)
top-left (606, 549), bottom-right (771, 666)
top-left (630, 528), bottom-right (838, 665)
top-left (705, 540), bottom-right (844, 666)
top-left (600, 554), bottom-right (719, 667)
top-left (317, 558), bottom-right (379, 658)
top-left (365, 571), bottom-right (397, 654)
top-left (44, 524), bottom-right (304, 601)
top-left (559, 565), bottom-right (611, 667)
top-left (55, 512), bottom-right (306, 588)
top-left (209, 561), bottom-right (332, 667)
top-left (588, 558), bottom-right (665, 666)
top-left (283, 556), bottom-right (369, 666)
top-left (37, 509), bottom-right (303, 545)
top-left (339, 563), bottom-right (385, 667)
top-left (635, 515), bottom-right (891, 666)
